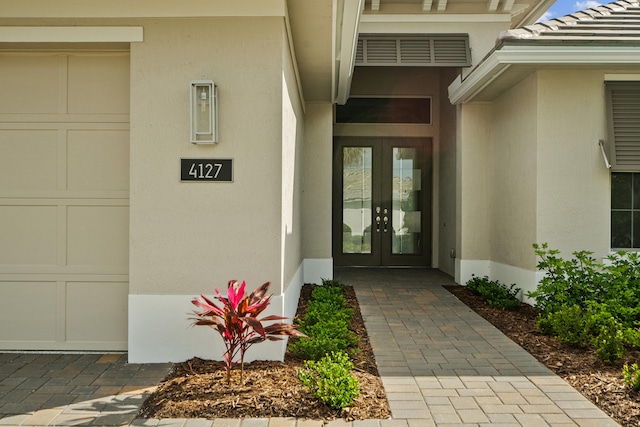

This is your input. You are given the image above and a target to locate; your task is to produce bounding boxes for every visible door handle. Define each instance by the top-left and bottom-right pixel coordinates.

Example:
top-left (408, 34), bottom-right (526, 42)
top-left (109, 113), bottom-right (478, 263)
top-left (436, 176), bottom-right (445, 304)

top-left (383, 208), bottom-right (389, 233)
top-left (375, 206), bottom-right (381, 233)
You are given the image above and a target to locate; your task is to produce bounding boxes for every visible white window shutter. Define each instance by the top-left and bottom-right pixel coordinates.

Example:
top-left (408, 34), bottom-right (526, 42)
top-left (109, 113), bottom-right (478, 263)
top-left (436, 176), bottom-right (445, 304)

top-left (607, 82), bottom-right (640, 171)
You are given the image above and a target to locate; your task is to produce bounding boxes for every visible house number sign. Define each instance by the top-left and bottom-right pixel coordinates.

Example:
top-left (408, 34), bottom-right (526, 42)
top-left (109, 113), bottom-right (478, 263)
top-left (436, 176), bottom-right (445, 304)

top-left (180, 158), bottom-right (233, 182)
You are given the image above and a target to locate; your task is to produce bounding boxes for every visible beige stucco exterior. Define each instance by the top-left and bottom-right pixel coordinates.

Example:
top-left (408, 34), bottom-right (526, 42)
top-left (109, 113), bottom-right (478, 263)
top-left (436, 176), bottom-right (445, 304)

top-left (126, 16), bottom-right (309, 361)
top-left (129, 17), bottom-right (289, 295)
top-left (4, 0), bottom-right (586, 361)
top-left (535, 70), bottom-right (610, 258)
top-left (455, 68), bottom-right (616, 296)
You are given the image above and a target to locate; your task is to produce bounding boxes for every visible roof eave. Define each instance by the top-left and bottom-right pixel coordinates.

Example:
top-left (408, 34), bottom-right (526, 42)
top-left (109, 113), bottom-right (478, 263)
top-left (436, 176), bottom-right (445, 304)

top-left (448, 43), bottom-right (640, 104)
top-left (334, 0), bottom-right (363, 105)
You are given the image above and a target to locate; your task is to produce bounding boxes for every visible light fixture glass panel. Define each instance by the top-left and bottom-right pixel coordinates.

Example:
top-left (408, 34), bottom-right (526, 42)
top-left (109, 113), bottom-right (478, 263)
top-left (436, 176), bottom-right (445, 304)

top-left (190, 80), bottom-right (217, 143)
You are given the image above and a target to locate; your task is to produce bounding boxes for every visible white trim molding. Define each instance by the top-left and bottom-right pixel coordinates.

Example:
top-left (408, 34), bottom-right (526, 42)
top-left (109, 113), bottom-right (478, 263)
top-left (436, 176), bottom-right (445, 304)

top-left (360, 13), bottom-right (511, 24)
top-left (303, 258), bottom-right (334, 285)
top-left (128, 269), bottom-right (305, 363)
top-left (456, 259), bottom-right (540, 302)
top-left (0, 0), bottom-right (286, 18)
top-left (0, 26), bottom-right (144, 43)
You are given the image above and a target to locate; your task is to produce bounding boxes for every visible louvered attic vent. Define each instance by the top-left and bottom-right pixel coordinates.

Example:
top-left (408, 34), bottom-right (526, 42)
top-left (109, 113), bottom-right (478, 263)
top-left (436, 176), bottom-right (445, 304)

top-left (355, 35), bottom-right (471, 67)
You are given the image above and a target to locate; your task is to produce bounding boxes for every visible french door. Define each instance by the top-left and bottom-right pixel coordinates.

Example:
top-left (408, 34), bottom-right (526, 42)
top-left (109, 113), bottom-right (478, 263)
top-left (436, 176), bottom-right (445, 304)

top-left (333, 137), bottom-right (432, 266)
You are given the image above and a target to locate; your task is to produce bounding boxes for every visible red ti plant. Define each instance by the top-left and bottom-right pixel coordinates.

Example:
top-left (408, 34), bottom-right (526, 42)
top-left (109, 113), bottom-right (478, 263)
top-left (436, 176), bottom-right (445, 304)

top-left (191, 280), bottom-right (305, 384)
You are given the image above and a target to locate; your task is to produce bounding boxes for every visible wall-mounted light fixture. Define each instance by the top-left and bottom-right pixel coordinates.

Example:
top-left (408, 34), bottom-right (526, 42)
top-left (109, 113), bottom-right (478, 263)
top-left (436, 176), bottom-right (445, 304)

top-left (190, 80), bottom-right (217, 144)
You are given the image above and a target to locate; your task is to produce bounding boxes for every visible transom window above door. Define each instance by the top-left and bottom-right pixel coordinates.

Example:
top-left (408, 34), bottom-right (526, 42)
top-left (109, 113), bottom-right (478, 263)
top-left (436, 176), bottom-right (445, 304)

top-left (335, 97), bottom-right (431, 124)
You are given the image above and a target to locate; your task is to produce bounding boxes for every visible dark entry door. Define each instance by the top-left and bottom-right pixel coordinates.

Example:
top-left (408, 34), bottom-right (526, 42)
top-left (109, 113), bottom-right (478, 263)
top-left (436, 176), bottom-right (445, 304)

top-left (333, 137), bottom-right (432, 266)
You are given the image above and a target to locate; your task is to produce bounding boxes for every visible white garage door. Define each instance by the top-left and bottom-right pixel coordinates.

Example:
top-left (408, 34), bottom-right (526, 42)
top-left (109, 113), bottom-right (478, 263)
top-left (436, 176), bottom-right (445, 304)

top-left (0, 51), bottom-right (130, 350)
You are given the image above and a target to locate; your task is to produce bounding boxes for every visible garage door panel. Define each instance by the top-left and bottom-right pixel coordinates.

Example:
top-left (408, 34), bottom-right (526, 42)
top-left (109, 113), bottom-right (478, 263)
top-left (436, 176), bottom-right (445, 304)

top-left (0, 51), bottom-right (129, 351)
top-left (67, 206), bottom-right (129, 268)
top-left (0, 56), bottom-right (60, 114)
top-left (0, 282), bottom-right (58, 341)
top-left (0, 130), bottom-right (59, 191)
top-left (66, 282), bottom-right (128, 343)
top-left (0, 206), bottom-right (58, 265)
top-left (67, 130), bottom-right (129, 191)
top-left (67, 55), bottom-right (130, 115)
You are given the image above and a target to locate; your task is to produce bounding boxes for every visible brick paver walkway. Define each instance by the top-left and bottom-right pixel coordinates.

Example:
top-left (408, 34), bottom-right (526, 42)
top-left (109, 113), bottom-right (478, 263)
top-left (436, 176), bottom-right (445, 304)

top-left (0, 268), bottom-right (620, 426)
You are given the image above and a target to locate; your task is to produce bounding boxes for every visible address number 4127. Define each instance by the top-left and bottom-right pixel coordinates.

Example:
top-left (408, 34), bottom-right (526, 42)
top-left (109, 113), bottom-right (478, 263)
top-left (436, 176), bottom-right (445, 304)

top-left (189, 162), bottom-right (222, 179)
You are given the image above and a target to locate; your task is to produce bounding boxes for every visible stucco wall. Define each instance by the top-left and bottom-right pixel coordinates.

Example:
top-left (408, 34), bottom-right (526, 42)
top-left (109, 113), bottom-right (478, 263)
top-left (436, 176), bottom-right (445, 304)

top-left (129, 18), bottom-right (285, 296)
top-left (126, 17), bottom-right (302, 362)
top-left (458, 102), bottom-right (492, 262)
top-left (438, 68), bottom-right (458, 277)
top-left (457, 69), bottom-right (613, 293)
top-left (489, 73), bottom-right (538, 270)
top-left (536, 70), bottom-right (610, 259)
top-left (281, 29), bottom-right (305, 293)
top-left (302, 102), bottom-right (333, 261)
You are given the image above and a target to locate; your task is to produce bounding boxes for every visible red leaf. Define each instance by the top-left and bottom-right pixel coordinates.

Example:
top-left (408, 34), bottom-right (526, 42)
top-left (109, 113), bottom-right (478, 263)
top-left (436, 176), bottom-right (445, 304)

top-left (259, 314), bottom-right (288, 322)
top-left (242, 316), bottom-right (266, 337)
top-left (249, 282), bottom-right (270, 306)
top-left (227, 280), bottom-right (245, 310)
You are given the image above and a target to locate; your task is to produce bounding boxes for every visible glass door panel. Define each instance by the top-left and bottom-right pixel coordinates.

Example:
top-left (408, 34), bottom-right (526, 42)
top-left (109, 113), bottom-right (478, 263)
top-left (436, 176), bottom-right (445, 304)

top-left (342, 147), bottom-right (372, 254)
top-left (391, 147), bottom-right (421, 255)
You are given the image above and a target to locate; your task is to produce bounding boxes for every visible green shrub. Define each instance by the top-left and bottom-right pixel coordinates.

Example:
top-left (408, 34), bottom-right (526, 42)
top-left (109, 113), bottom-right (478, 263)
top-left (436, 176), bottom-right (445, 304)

top-left (622, 363), bottom-right (640, 392)
top-left (298, 351), bottom-right (360, 409)
top-left (536, 314), bottom-right (554, 335)
top-left (529, 244), bottom-right (640, 326)
top-left (466, 275), bottom-right (521, 310)
top-left (592, 322), bottom-right (626, 365)
top-left (311, 287), bottom-right (346, 305)
top-left (302, 302), bottom-right (353, 327)
top-left (623, 328), bottom-right (640, 349)
top-left (528, 244), bottom-right (640, 363)
top-left (545, 304), bottom-right (590, 347)
top-left (290, 319), bottom-right (358, 360)
top-left (320, 278), bottom-right (346, 290)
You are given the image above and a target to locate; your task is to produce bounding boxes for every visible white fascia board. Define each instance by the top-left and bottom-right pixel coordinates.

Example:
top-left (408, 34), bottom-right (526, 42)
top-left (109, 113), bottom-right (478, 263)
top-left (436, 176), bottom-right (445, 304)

top-left (359, 13), bottom-right (511, 35)
top-left (0, 26), bottom-right (143, 42)
top-left (449, 44), bottom-right (640, 104)
top-left (497, 44), bottom-right (640, 64)
top-left (0, 0), bottom-right (286, 18)
top-left (334, 0), bottom-right (364, 105)
top-left (360, 13), bottom-right (511, 25)
top-left (448, 52), bottom-right (510, 104)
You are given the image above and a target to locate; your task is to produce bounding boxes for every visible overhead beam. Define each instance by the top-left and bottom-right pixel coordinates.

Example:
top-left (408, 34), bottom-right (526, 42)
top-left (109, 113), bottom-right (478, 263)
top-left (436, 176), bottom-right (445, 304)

top-left (371, 0), bottom-right (380, 11)
top-left (502, 0), bottom-right (516, 12)
top-left (335, 0), bottom-right (364, 104)
top-left (487, 0), bottom-right (500, 12)
top-left (423, 0), bottom-right (433, 12)
top-left (437, 0), bottom-right (448, 12)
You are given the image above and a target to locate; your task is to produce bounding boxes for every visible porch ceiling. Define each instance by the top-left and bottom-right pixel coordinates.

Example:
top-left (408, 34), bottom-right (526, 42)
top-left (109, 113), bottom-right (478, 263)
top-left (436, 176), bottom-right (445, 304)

top-left (288, 0), bottom-right (555, 104)
top-left (363, 0), bottom-right (556, 29)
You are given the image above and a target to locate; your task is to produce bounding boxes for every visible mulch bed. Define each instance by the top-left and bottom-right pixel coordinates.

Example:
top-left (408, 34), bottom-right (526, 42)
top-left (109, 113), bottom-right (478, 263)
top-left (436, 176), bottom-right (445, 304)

top-left (139, 281), bottom-right (640, 425)
top-left (138, 285), bottom-right (391, 421)
top-left (444, 284), bottom-right (640, 427)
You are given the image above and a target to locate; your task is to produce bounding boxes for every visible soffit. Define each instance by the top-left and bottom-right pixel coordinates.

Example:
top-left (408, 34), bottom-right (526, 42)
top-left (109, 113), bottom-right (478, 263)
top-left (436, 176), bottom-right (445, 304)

top-left (286, 0), bottom-right (334, 102)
